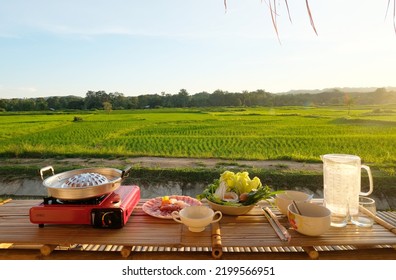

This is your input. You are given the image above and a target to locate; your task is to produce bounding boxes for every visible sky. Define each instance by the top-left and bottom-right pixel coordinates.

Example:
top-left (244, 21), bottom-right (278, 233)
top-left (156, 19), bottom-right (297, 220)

top-left (0, 0), bottom-right (395, 99)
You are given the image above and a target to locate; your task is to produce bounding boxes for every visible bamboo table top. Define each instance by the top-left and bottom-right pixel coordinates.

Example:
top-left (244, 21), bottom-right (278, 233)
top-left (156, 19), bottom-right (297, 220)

top-left (0, 197), bottom-right (395, 259)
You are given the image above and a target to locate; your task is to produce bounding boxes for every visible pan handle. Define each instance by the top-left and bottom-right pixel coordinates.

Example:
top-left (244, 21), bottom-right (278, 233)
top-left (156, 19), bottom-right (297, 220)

top-left (40, 166), bottom-right (55, 181)
top-left (121, 165), bottom-right (132, 179)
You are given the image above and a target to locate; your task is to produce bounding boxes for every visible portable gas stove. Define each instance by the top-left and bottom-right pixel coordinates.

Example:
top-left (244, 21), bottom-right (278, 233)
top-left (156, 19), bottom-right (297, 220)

top-left (29, 185), bottom-right (140, 229)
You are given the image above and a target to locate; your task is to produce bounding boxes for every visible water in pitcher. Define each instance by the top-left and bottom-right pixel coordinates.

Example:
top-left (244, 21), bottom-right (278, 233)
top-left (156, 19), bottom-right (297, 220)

top-left (323, 163), bottom-right (360, 227)
top-left (321, 154), bottom-right (373, 227)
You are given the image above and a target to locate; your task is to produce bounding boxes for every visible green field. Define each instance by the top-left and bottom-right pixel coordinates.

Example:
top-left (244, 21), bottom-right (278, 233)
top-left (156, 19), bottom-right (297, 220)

top-left (0, 106), bottom-right (395, 167)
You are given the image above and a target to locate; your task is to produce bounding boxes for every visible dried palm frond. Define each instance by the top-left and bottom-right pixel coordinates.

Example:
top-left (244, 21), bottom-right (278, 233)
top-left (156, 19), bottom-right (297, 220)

top-left (385, 0), bottom-right (396, 33)
top-left (305, 0), bottom-right (318, 35)
top-left (268, 0), bottom-right (281, 43)
top-left (223, 0), bottom-right (318, 40)
top-left (266, 0), bottom-right (317, 42)
top-left (222, 1), bottom-right (395, 36)
top-left (284, 0), bottom-right (292, 23)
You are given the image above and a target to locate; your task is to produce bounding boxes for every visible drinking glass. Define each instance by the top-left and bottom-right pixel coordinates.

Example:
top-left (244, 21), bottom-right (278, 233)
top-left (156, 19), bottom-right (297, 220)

top-left (351, 197), bottom-right (376, 227)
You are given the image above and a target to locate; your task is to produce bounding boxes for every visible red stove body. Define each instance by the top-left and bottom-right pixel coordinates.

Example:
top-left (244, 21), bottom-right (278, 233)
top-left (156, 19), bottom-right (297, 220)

top-left (29, 185), bottom-right (140, 229)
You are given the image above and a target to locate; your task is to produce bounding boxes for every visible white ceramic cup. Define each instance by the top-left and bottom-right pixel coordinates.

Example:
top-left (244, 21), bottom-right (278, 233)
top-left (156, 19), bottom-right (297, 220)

top-left (275, 190), bottom-right (313, 215)
top-left (351, 196), bottom-right (376, 227)
top-left (171, 206), bottom-right (222, 232)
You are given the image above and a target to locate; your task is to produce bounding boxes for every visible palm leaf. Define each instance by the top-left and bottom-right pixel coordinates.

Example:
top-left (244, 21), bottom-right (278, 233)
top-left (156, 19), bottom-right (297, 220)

top-left (305, 0), bottom-right (318, 35)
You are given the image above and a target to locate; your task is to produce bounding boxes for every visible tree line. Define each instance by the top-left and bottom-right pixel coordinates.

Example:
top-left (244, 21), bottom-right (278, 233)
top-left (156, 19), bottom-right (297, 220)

top-left (1, 88), bottom-right (395, 112)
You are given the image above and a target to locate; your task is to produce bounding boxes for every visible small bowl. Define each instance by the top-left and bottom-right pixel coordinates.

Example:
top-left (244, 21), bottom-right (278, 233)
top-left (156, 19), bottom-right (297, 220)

top-left (206, 200), bottom-right (255, 215)
top-left (172, 205), bottom-right (222, 232)
top-left (275, 190), bottom-right (313, 215)
top-left (287, 202), bottom-right (331, 236)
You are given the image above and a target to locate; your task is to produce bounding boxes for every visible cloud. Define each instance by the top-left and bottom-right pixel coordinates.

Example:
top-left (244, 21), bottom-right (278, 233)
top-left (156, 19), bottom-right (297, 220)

top-left (43, 24), bottom-right (133, 36)
top-left (18, 86), bottom-right (38, 93)
top-left (37, 23), bottom-right (223, 41)
top-left (0, 85), bottom-right (39, 99)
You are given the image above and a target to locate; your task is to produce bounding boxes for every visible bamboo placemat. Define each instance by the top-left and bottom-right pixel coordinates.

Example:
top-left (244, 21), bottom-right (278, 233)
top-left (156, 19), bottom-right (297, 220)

top-left (1, 198), bottom-right (395, 259)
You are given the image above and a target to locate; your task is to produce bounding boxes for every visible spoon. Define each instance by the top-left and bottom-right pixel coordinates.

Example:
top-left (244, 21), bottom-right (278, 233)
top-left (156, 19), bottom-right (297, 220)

top-left (305, 194), bottom-right (314, 202)
top-left (292, 200), bottom-right (302, 215)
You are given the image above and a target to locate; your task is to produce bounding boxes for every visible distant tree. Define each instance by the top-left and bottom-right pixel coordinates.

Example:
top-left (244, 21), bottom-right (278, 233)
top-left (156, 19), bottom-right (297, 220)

top-left (4, 87), bottom-right (396, 112)
top-left (85, 90), bottom-right (109, 109)
top-left (190, 91), bottom-right (210, 107)
top-left (35, 98), bottom-right (48, 110)
top-left (137, 94), bottom-right (163, 108)
top-left (0, 99), bottom-right (7, 111)
top-left (20, 99), bottom-right (35, 111)
top-left (224, 92), bottom-right (242, 106)
top-left (375, 87), bottom-right (387, 94)
top-left (103, 101), bottom-right (112, 114)
top-left (65, 96), bottom-right (84, 110)
top-left (46, 96), bottom-right (61, 110)
top-left (109, 92), bottom-right (126, 109)
top-left (209, 90), bottom-right (227, 106)
top-left (173, 89), bottom-right (190, 107)
top-left (125, 96), bottom-right (138, 109)
top-left (344, 93), bottom-right (355, 115)
top-left (162, 92), bottom-right (174, 108)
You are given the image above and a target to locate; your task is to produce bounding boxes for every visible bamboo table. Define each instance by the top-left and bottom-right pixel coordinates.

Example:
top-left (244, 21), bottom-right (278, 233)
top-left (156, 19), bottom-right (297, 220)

top-left (0, 197), bottom-right (395, 260)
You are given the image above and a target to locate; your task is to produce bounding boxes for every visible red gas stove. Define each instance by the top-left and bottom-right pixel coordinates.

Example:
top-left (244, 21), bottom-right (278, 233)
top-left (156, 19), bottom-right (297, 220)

top-left (29, 185), bottom-right (140, 229)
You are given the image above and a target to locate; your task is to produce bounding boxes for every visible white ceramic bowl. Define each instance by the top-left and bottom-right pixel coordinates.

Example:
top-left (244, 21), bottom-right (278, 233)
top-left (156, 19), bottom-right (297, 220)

top-left (287, 202), bottom-right (331, 236)
top-left (172, 205), bottom-right (222, 232)
top-left (206, 200), bottom-right (255, 215)
top-left (275, 190), bottom-right (313, 215)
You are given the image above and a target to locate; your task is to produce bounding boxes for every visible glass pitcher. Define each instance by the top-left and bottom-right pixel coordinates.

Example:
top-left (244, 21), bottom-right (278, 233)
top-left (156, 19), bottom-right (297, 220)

top-left (321, 154), bottom-right (373, 227)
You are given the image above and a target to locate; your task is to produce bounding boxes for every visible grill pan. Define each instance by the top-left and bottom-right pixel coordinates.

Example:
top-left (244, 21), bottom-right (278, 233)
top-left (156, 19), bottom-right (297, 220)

top-left (40, 165), bottom-right (131, 200)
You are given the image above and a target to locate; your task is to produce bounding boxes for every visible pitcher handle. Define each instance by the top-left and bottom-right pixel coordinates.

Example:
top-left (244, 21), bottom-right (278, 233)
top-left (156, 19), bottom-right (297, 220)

top-left (360, 165), bottom-right (374, 196)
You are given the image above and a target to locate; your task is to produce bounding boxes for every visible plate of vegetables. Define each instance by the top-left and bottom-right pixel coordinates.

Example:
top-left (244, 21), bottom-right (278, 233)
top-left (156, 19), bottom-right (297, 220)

top-left (197, 171), bottom-right (278, 215)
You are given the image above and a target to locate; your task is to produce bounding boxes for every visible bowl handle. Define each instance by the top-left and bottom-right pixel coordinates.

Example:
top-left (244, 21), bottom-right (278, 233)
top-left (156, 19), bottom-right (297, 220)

top-left (211, 211), bottom-right (223, 223)
top-left (171, 211), bottom-right (183, 224)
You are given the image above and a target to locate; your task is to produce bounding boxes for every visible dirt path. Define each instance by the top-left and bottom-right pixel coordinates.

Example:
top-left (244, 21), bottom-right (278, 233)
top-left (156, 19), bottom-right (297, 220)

top-left (1, 157), bottom-right (322, 172)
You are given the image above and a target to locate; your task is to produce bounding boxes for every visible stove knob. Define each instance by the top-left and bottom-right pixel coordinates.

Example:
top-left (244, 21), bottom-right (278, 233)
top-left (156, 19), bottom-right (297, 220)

top-left (92, 209), bottom-right (122, 228)
top-left (102, 211), bottom-right (117, 226)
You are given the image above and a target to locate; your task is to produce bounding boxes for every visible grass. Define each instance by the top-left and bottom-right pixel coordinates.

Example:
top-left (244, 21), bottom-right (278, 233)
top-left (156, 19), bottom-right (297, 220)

top-left (0, 103), bottom-right (395, 200)
top-left (1, 105), bottom-right (395, 208)
top-left (0, 106), bottom-right (395, 166)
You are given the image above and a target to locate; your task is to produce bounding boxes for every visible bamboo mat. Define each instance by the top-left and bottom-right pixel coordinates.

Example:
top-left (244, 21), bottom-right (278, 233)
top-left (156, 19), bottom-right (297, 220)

top-left (1, 198), bottom-right (395, 259)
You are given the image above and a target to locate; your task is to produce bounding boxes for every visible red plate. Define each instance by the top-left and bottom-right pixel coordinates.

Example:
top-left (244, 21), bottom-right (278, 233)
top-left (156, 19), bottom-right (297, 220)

top-left (142, 195), bottom-right (202, 219)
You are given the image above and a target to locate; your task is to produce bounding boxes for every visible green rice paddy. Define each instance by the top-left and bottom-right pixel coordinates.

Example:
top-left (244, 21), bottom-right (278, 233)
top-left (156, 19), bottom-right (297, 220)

top-left (1, 106), bottom-right (395, 166)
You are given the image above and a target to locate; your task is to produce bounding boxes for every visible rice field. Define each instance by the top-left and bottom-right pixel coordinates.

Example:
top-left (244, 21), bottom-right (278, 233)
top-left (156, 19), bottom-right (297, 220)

top-left (0, 106), bottom-right (395, 165)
